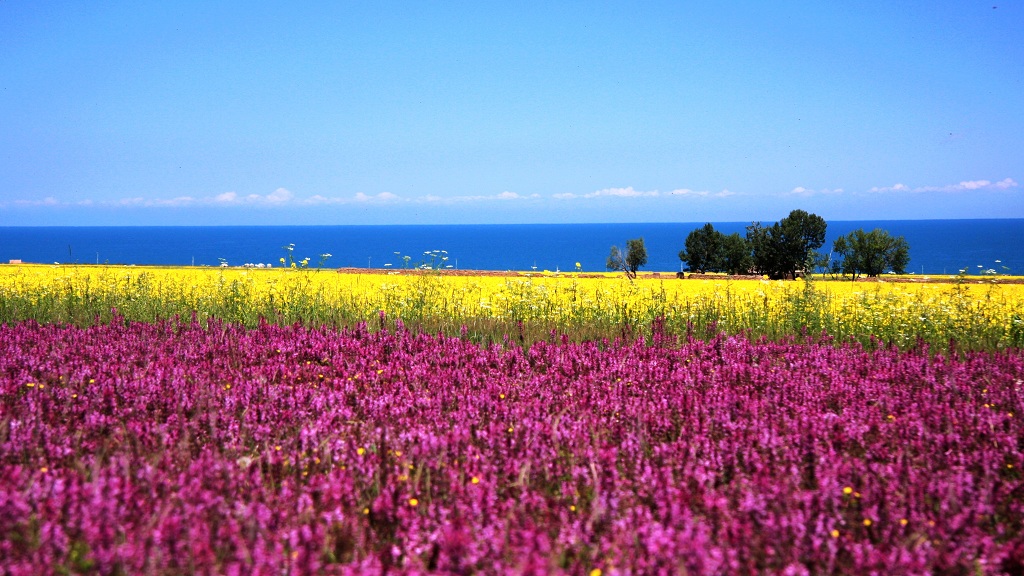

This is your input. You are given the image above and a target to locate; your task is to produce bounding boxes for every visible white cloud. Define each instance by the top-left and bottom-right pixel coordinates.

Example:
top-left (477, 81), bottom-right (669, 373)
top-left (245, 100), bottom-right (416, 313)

top-left (668, 188), bottom-right (700, 196)
top-left (10, 196), bottom-right (60, 207)
top-left (413, 191), bottom-right (540, 204)
top-left (555, 186), bottom-right (734, 200)
top-left (352, 192), bottom-right (400, 203)
top-left (994, 177), bottom-right (1018, 189)
top-left (787, 187), bottom-right (843, 197)
top-left (598, 187), bottom-right (658, 198)
top-left (672, 188), bottom-right (735, 198)
top-left (555, 186), bottom-right (659, 199)
top-left (151, 196), bottom-right (196, 207)
top-left (265, 187), bottom-right (293, 203)
top-left (869, 178), bottom-right (1018, 194)
top-left (869, 183), bottom-right (911, 193)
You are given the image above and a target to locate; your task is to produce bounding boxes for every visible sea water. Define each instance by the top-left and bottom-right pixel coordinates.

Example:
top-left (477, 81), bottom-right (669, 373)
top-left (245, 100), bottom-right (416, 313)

top-left (0, 220), bottom-right (1020, 276)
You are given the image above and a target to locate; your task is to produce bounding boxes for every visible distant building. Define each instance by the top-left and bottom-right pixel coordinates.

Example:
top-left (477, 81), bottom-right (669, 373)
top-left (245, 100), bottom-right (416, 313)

top-left (8, 259), bottom-right (22, 264)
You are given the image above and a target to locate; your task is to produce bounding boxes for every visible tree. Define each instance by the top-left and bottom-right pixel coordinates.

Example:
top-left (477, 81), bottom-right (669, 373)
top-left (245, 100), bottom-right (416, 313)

top-left (721, 232), bottom-right (753, 275)
top-left (679, 224), bottom-right (753, 275)
top-left (607, 237), bottom-right (648, 279)
top-left (746, 221), bottom-right (783, 277)
top-left (832, 228), bottom-right (910, 279)
top-left (777, 209), bottom-right (827, 279)
top-left (746, 209), bottom-right (827, 279)
top-left (679, 223), bottom-right (723, 273)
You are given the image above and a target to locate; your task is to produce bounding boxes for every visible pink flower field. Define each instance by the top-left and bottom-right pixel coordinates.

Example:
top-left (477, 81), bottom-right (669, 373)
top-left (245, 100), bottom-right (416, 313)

top-left (2, 318), bottom-right (1023, 574)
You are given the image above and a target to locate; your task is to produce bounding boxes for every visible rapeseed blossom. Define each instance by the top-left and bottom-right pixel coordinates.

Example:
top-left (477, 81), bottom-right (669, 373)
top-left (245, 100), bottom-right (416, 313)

top-left (1, 264), bottom-right (1022, 348)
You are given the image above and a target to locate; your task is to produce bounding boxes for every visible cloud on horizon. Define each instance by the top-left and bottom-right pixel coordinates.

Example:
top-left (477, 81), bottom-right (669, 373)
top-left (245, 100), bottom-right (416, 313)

top-left (554, 186), bottom-right (734, 200)
top-left (868, 178), bottom-right (1018, 194)
top-left (781, 178), bottom-right (1018, 197)
top-left (0, 188), bottom-right (543, 209)
top-left (3, 178), bottom-right (1015, 211)
top-left (786, 186), bottom-right (843, 197)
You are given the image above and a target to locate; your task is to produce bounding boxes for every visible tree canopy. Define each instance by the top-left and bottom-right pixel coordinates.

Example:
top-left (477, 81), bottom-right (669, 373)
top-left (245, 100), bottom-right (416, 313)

top-left (678, 223), bottom-right (723, 273)
top-left (832, 228), bottom-right (910, 279)
top-left (747, 210), bottom-right (826, 279)
top-left (679, 224), bottom-right (752, 275)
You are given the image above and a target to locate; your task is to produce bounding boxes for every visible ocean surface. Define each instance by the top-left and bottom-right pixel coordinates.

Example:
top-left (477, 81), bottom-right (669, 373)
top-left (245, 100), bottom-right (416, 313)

top-left (1, 220), bottom-right (1021, 276)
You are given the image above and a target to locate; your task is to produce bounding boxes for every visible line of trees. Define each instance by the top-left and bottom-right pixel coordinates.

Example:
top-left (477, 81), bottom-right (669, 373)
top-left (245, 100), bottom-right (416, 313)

top-left (677, 210), bottom-right (910, 280)
top-left (606, 211), bottom-right (910, 280)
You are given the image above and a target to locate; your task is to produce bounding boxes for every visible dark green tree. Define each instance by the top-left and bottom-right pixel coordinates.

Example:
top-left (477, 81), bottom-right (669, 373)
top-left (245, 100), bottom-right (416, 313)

top-left (777, 209), bottom-right (827, 279)
top-left (746, 221), bottom-right (780, 277)
top-left (721, 232), bottom-right (754, 275)
top-left (607, 237), bottom-right (648, 279)
top-left (832, 228), bottom-right (910, 279)
top-left (679, 223), bottom-right (724, 273)
top-left (746, 210), bottom-right (827, 279)
top-left (680, 224), bottom-right (753, 275)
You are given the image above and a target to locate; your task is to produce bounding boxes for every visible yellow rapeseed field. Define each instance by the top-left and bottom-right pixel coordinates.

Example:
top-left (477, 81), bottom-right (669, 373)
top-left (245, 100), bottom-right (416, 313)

top-left (1, 264), bottom-right (1022, 347)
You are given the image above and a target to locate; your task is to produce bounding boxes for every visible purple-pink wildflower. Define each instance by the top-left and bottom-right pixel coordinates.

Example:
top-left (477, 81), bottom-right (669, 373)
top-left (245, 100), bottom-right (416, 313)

top-left (0, 318), bottom-right (1021, 573)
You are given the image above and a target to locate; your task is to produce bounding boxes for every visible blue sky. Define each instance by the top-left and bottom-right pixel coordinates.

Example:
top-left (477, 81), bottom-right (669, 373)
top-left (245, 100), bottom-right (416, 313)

top-left (2, 1), bottom-right (1021, 225)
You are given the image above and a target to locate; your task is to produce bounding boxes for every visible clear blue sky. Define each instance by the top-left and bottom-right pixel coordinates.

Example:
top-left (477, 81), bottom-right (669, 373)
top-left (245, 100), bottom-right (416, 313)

top-left (2, 1), bottom-right (1021, 225)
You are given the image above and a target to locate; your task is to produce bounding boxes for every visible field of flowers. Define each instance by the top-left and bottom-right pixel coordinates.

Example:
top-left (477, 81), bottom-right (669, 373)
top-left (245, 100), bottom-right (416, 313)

top-left (1, 264), bottom-right (1023, 348)
top-left (2, 319), bottom-right (1023, 573)
top-left (2, 264), bottom-right (1023, 573)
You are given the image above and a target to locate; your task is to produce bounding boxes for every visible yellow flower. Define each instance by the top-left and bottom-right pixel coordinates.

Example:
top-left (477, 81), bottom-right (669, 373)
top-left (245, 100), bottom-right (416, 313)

top-left (471, 476), bottom-right (480, 484)
top-left (357, 447), bottom-right (365, 456)
top-left (408, 498), bottom-right (419, 507)
top-left (830, 529), bottom-right (839, 538)
top-left (900, 518), bottom-right (908, 526)
top-left (589, 569), bottom-right (602, 576)
top-left (863, 518), bottom-right (872, 527)
top-left (842, 486), bottom-right (853, 495)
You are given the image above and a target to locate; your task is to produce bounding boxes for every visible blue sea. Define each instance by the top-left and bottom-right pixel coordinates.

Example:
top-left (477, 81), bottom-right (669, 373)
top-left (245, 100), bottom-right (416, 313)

top-left (1, 220), bottom-right (1021, 276)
